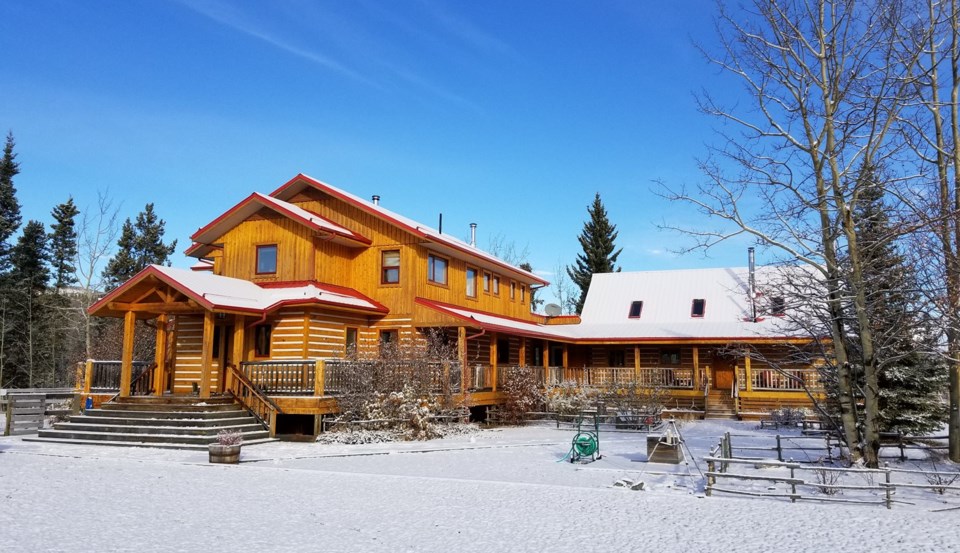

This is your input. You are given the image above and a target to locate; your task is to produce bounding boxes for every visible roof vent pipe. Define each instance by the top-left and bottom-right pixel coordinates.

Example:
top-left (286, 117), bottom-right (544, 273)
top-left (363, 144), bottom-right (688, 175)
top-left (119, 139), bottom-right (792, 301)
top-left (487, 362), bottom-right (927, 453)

top-left (469, 223), bottom-right (477, 247)
top-left (372, 195), bottom-right (380, 206)
top-left (748, 247), bottom-right (757, 322)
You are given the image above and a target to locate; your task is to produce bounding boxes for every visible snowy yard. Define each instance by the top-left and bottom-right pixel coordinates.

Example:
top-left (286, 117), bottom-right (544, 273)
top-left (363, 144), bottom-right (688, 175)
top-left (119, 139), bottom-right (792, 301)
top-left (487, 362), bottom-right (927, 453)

top-left (0, 420), bottom-right (957, 552)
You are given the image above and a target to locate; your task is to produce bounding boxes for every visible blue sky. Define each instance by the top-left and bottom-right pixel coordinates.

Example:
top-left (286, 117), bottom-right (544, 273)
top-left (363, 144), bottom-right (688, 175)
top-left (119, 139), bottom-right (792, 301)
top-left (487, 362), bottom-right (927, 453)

top-left (0, 1), bottom-right (757, 301)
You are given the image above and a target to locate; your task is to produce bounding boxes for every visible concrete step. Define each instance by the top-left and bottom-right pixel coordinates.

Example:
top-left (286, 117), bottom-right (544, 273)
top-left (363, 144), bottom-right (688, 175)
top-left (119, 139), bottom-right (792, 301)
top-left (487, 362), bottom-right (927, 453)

top-left (35, 428), bottom-right (271, 446)
top-left (68, 414), bottom-right (257, 427)
top-left (101, 402), bottom-right (240, 413)
top-left (111, 395), bottom-right (237, 405)
top-left (83, 408), bottom-right (249, 420)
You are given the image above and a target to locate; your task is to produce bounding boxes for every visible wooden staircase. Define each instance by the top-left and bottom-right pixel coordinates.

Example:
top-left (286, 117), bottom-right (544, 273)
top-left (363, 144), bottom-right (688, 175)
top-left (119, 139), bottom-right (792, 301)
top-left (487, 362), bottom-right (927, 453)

top-left (704, 390), bottom-right (739, 420)
top-left (24, 395), bottom-right (275, 450)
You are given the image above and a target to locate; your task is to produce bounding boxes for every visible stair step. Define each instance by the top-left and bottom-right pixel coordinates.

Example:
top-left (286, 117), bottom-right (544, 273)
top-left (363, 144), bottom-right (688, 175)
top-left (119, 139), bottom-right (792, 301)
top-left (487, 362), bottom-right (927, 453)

top-left (101, 403), bottom-right (240, 412)
top-left (68, 415), bottom-right (257, 427)
top-left (84, 408), bottom-right (250, 419)
top-left (36, 428), bottom-right (270, 445)
top-left (21, 436), bottom-right (277, 451)
top-left (52, 422), bottom-right (265, 436)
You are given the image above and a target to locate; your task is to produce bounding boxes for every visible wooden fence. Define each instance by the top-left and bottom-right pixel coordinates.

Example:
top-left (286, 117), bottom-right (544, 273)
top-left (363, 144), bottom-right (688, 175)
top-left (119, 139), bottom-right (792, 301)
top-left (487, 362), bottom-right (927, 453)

top-left (2, 388), bottom-right (77, 436)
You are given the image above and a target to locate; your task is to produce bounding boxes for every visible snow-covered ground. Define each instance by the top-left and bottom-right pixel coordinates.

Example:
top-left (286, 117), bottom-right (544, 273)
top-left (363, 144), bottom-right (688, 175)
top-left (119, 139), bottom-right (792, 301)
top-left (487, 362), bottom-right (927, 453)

top-left (0, 420), bottom-right (957, 552)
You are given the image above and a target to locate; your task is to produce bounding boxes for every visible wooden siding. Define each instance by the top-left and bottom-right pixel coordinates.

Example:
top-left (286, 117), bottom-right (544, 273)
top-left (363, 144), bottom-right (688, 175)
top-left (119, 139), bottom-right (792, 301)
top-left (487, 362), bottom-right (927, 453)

top-left (217, 211), bottom-right (315, 282)
top-left (172, 316), bottom-right (219, 394)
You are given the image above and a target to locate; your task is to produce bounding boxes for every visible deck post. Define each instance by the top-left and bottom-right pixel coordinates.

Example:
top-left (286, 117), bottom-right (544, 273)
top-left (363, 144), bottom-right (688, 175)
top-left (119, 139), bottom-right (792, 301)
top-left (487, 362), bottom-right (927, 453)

top-left (153, 314), bottom-right (168, 395)
top-left (83, 360), bottom-right (93, 394)
top-left (692, 346), bottom-right (700, 391)
top-left (314, 359), bottom-right (325, 396)
top-left (199, 311), bottom-right (215, 399)
top-left (634, 345), bottom-right (641, 383)
top-left (458, 326), bottom-right (467, 392)
top-left (519, 338), bottom-right (526, 367)
top-left (490, 332), bottom-right (498, 391)
top-left (229, 319), bottom-right (245, 394)
top-left (119, 310), bottom-right (136, 398)
top-left (744, 355), bottom-right (753, 392)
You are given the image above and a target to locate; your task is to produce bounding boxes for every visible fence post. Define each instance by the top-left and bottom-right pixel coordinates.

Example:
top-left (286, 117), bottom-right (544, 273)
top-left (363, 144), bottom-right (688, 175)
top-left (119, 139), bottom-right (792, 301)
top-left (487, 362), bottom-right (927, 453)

top-left (898, 432), bottom-right (906, 462)
top-left (776, 435), bottom-right (784, 462)
top-left (3, 396), bottom-right (11, 436)
top-left (884, 463), bottom-right (892, 509)
top-left (789, 461), bottom-right (797, 503)
top-left (314, 359), bottom-right (325, 396)
top-left (825, 434), bottom-right (833, 463)
top-left (722, 432), bottom-right (731, 472)
top-left (706, 459), bottom-right (715, 496)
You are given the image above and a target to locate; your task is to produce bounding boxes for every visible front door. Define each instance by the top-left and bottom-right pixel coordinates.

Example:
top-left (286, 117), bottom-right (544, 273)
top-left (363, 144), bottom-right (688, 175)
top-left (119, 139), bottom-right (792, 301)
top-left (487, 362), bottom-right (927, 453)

top-left (215, 324), bottom-right (233, 393)
top-left (712, 354), bottom-right (736, 391)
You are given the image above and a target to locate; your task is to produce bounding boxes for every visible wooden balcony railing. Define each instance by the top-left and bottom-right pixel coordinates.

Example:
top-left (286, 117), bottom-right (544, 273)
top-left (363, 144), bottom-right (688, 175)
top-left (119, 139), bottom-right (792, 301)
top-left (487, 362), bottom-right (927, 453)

top-left (83, 360), bottom-right (152, 393)
top-left (751, 367), bottom-right (822, 391)
top-left (239, 360), bottom-right (315, 395)
top-left (635, 367), bottom-right (695, 389)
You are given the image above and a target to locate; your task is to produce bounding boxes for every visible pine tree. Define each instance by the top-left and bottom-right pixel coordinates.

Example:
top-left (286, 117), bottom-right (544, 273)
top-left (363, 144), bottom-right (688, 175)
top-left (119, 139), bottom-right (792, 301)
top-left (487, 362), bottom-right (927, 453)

top-left (0, 132), bottom-right (22, 268)
top-left (3, 221), bottom-right (50, 387)
top-left (851, 168), bottom-right (947, 434)
top-left (566, 193), bottom-right (622, 313)
top-left (103, 203), bottom-right (177, 290)
top-left (49, 197), bottom-right (80, 291)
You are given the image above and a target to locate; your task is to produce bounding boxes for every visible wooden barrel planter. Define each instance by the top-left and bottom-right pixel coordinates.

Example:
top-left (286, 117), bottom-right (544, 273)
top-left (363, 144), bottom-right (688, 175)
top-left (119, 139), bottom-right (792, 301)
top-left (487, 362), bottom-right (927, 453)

top-left (208, 444), bottom-right (241, 464)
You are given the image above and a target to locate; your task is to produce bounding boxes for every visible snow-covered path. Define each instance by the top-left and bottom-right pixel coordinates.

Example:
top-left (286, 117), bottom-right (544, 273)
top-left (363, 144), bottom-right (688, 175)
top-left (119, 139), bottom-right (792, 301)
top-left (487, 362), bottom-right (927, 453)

top-left (0, 423), bottom-right (956, 552)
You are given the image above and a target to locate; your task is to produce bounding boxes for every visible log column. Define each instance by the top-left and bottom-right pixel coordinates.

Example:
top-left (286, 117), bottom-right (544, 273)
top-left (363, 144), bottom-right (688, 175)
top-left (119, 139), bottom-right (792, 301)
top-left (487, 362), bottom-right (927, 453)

top-left (199, 311), bottom-right (215, 399)
top-left (119, 310), bottom-right (136, 398)
top-left (490, 332), bottom-right (498, 391)
top-left (458, 326), bottom-right (467, 392)
top-left (228, 317), bottom-right (245, 394)
top-left (519, 338), bottom-right (527, 367)
top-left (153, 314), bottom-right (168, 396)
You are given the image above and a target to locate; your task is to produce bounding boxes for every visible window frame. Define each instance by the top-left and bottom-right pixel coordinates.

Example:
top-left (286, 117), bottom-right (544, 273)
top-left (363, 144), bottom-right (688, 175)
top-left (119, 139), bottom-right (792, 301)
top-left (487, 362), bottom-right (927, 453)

top-left (482, 272), bottom-right (491, 294)
top-left (255, 244), bottom-right (278, 275)
top-left (380, 249), bottom-right (401, 285)
top-left (691, 298), bottom-right (706, 318)
top-left (492, 276), bottom-right (500, 296)
top-left (628, 301), bottom-right (644, 319)
top-left (378, 329), bottom-right (399, 356)
top-left (427, 254), bottom-right (449, 286)
top-left (510, 281), bottom-right (516, 300)
top-left (659, 348), bottom-right (681, 366)
top-left (466, 266), bottom-right (479, 298)
top-left (770, 296), bottom-right (786, 316)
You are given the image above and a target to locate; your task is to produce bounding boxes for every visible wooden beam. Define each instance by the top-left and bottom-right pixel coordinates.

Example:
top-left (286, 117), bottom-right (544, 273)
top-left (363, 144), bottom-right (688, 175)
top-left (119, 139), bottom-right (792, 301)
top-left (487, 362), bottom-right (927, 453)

top-left (692, 346), bottom-right (700, 392)
top-left (119, 310), bottom-right (136, 398)
top-left (154, 314), bottom-right (168, 395)
top-left (634, 345), bottom-right (641, 381)
top-left (200, 311), bottom-right (215, 399)
top-left (107, 301), bottom-right (202, 313)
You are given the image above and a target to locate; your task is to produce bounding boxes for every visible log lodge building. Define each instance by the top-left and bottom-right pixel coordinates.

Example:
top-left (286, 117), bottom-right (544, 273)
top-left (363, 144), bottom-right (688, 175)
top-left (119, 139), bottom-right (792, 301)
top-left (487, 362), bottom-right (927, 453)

top-left (82, 174), bottom-right (820, 436)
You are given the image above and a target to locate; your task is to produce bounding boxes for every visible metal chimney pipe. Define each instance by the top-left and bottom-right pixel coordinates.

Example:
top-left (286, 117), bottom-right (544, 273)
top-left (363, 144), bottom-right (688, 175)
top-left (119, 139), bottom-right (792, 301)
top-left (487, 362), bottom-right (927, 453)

top-left (372, 195), bottom-right (380, 206)
top-left (469, 223), bottom-right (477, 247)
top-left (748, 247), bottom-right (757, 322)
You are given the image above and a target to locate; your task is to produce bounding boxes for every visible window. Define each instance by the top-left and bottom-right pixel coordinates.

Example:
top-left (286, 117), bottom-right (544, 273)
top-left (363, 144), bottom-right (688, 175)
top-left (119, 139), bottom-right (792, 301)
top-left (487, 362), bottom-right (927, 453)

top-left (256, 244), bottom-right (277, 274)
top-left (493, 276), bottom-right (500, 295)
top-left (381, 250), bottom-right (400, 284)
top-left (254, 324), bottom-right (272, 357)
top-left (659, 349), bottom-right (681, 365)
top-left (428, 254), bottom-right (448, 285)
top-left (608, 349), bottom-right (626, 367)
top-left (345, 327), bottom-right (358, 356)
top-left (520, 285), bottom-right (526, 303)
top-left (691, 298), bottom-right (706, 318)
top-left (770, 296), bottom-right (786, 316)
top-left (628, 301), bottom-right (644, 318)
top-left (466, 267), bottom-right (478, 298)
top-left (482, 272), bottom-right (491, 293)
top-left (497, 338), bottom-right (510, 364)
top-left (379, 329), bottom-right (398, 355)
top-left (510, 281), bottom-right (516, 300)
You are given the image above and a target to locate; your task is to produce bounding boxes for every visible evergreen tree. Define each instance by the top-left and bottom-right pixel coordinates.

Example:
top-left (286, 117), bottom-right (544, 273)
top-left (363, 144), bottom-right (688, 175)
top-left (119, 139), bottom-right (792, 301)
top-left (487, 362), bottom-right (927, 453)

top-left (49, 197), bottom-right (80, 291)
top-left (566, 193), bottom-right (621, 313)
top-left (103, 203), bottom-right (177, 289)
top-left (0, 132), bottom-right (22, 268)
top-left (851, 167), bottom-right (947, 434)
top-left (3, 221), bottom-right (50, 387)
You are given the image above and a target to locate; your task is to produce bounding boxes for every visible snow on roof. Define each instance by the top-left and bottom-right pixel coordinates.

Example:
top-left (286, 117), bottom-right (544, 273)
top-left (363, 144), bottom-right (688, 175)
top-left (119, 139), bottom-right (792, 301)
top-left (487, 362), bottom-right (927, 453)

top-left (90, 265), bottom-right (387, 316)
top-left (186, 192), bottom-right (370, 257)
top-left (271, 174), bottom-right (548, 286)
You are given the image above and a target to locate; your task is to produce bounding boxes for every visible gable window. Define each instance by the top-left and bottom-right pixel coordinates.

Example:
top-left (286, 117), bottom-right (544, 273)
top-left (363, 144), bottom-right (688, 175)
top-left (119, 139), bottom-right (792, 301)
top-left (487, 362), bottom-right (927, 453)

top-left (770, 296), bottom-right (786, 316)
top-left (256, 244), bottom-right (277, 275)
top-left (428, 254), bottom-right (448, 285)
top-left (659, 349), bottom-right (681, 365)
top-left (691, 298), bottom-right (706, 318)
top-left (466, 267), bottom-right (478, 298)
top-left (254, 324), bottom-right (272, 357)
top-left (493, 276), bottom-right (500, 295)
top-left (381, 250), bottom-right (400, 284)
top-left (628, 301), bottom-right (644, 318)
top-left (482, 272), bottom-right (491, 293)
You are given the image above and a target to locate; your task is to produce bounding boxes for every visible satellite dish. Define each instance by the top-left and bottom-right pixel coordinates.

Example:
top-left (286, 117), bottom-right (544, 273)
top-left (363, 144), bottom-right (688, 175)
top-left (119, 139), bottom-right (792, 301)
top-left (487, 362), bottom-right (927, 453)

top-left (544, 303), bottom-right (562, 317)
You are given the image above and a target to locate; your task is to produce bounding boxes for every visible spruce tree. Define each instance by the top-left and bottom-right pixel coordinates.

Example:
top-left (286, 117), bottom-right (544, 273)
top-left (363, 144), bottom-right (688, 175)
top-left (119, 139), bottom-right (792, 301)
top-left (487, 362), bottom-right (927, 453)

top-left (0, 132), bottom-right (22, 268)
top-left (566, 193), bottom-right (621, 313)
top-left (49, 197), bottom-right (80, 291)
top-left (852, 168), bottom-right (947, 434)
top-left (4, 221), bottom-right (50, 387)
top-left (103, 203), bottom-right (177, 290)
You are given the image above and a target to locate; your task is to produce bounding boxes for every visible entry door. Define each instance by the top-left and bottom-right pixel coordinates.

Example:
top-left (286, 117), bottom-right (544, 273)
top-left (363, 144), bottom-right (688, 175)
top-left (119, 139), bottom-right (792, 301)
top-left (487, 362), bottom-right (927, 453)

top-left (712, 355), bottom-right (735, 391)
top-left (215, 324), bottom-right (234, 393)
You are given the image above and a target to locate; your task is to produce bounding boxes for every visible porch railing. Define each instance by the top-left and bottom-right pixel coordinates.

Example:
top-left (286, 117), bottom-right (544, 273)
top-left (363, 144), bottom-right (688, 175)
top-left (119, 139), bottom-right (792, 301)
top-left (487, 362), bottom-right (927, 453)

top-left (635, 367), bottom-right (695, 389)
top-left (225, 364), bottom-right (282, 429)
top-left (315, 359), bottom-right (463, 396)
top-left (751, 367), bottom-right (822, 391)
top-left (468, 364), bottom-right (493, 390)
top-left (86, 360), bottom-right (152, 393)
top-left (240, 360), bottom-right (315, 395)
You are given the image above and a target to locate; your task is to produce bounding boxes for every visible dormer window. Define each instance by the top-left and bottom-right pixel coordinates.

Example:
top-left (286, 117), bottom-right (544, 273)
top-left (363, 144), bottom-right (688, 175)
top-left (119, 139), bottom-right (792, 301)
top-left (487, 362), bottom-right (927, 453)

top-left (691, 298), bottom-right (706, 318)
top-left (256, 244), bottom-right (277, 274)
top-left (628, 301), bottom-right (643, 318)
top-left (770, 296), bottom-right (786, 316)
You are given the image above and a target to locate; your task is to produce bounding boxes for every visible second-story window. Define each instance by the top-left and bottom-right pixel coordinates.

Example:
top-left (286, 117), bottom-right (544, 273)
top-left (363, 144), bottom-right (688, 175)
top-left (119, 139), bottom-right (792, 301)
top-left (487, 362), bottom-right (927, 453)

top-left (428, 254), bottom-right (448, 285)
top-left (493, 276), bottom-right (500, 295)
top-left (510, 281), bottom-right (516, 300)
top-left (256, 244), bottom-right (277, 274)
top-left (466, 267), bottom-right (478, 298)
top-left (381, 250), bottom-right (400, 284)
top-left (482, 272), bottom-right (491, 293)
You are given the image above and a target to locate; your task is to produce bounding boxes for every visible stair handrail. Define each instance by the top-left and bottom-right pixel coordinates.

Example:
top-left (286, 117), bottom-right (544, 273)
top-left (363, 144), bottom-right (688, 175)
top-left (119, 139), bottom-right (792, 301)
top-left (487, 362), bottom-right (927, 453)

top-left (225, 363), bottom-right (283, 429)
